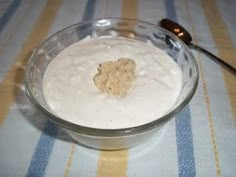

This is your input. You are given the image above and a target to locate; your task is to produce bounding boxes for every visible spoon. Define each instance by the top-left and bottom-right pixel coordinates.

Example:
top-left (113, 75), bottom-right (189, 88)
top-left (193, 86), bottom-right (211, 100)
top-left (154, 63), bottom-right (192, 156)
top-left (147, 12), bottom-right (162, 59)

top-left (159, 18), bottom-right (236, 76)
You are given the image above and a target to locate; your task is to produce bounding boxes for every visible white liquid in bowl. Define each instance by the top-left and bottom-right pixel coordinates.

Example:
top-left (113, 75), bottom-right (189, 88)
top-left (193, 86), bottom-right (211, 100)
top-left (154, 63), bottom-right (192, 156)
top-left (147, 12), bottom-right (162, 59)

top-left (43, 37), bottom-right (183, 129)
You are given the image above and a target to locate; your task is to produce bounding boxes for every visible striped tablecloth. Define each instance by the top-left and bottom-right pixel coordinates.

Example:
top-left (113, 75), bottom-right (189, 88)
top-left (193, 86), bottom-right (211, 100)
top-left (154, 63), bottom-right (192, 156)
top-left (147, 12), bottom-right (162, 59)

top-left (0, 0), bottom-right (235, 176)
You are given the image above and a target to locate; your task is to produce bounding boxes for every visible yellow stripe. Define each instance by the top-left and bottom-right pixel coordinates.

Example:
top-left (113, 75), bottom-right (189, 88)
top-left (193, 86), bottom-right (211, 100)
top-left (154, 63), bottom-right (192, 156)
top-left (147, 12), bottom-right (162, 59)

top-left (183, 0), bottom-right (221, 176)
top-left (96, 150), bottom-right (129, 177)
top-left (200, 0), bottom-right (236, 121)
top-left (0, 0), bottom-right (62, 125)
top-left (96, 1), bottom-right (138, 177)
top-left (122, 0), bottom-right (138, 19)
top-left (0, 0), bottom-right (34, 55)
top-left (63, 144), bottom-right (77, 177)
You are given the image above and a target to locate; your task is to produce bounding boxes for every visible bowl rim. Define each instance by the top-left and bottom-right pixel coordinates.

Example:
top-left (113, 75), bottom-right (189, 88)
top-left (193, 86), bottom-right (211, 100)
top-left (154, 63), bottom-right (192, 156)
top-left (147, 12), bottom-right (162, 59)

top-left (25, 17), bottom-right (199, 137)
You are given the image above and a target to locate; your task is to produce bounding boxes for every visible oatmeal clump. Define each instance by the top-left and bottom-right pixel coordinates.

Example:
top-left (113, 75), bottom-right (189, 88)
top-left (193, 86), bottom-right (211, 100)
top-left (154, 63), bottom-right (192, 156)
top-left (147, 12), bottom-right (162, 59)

top-left (93, 58), bottom-right (136, 97)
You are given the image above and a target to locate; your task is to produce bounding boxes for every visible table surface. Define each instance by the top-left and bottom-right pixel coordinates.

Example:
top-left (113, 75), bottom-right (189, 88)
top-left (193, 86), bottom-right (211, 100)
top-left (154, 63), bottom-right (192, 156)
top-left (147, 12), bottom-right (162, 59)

top-left (0, 0), bottom-right (235, 177)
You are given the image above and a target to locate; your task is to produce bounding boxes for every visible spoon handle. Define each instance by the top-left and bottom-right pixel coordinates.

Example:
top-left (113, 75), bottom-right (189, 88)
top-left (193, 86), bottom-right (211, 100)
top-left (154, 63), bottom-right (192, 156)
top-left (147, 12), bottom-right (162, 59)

top-left (190, 44), bottom-right (236, 76)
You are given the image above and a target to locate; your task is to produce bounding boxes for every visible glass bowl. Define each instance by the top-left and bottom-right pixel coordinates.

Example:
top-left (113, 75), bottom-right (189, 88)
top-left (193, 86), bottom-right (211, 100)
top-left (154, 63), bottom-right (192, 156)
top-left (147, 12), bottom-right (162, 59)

top-left (25, 18), bottom-right (199, 150)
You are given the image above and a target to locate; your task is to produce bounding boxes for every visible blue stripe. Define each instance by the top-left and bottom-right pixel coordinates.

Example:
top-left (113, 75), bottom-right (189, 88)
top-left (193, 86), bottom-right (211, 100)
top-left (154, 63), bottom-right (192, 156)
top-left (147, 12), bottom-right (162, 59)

top-left (175, 108), bottom-right (196, 177)
top-left (165, 0), bottom-right (196, 176)
top-left (82, 0), bottom-right (96, 21)
top-left (25, 0), bottom-right (97, 176)
top-left (0, 0), bottom-right (22, 32)
top-left (25, 122), bottom-right (58, 177)
top-left (165, 0), bottom-right (177, 22)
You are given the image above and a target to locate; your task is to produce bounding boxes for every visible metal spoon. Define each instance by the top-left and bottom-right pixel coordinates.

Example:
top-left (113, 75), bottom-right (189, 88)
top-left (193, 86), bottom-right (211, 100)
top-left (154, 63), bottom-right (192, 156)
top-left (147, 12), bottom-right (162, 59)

top-left (160, 18), bottom-right (236, 76)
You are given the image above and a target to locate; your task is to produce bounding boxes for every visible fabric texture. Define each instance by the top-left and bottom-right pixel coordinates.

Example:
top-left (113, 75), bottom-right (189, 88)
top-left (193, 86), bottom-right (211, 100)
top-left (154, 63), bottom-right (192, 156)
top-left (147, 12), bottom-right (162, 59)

top-left (0, 0), bottom-right (235, 177)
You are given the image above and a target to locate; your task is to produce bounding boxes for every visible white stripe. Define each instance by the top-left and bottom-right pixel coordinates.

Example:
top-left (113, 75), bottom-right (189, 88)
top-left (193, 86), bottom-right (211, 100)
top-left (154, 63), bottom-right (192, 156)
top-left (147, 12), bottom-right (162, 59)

top-left (138, 0), bottom-right (166, 23)
top-left (189, 52), bottom-right (217, 176)
top-left (48, 0), bottom-right (87, 36)
top-left (93, 0), bottom-right (107, 19)
top-left (127, 120), bottom-right (178, 177)
top-left (68, 146), bottom-right (99, 177)
top-left (105, 0), bottom-right (122, 18)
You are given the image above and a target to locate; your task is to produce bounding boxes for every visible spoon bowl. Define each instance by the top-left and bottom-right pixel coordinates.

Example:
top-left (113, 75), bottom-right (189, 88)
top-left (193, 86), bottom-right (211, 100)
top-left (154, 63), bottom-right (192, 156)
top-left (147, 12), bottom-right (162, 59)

top-left (160, 18), bottom-right (236, 75)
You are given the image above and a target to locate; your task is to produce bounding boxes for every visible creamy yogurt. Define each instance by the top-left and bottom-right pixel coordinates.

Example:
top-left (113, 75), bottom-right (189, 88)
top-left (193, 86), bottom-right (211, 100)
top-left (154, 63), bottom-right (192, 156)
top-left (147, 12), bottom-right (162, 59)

top-left (43, 37), bottom-right (183, 129)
